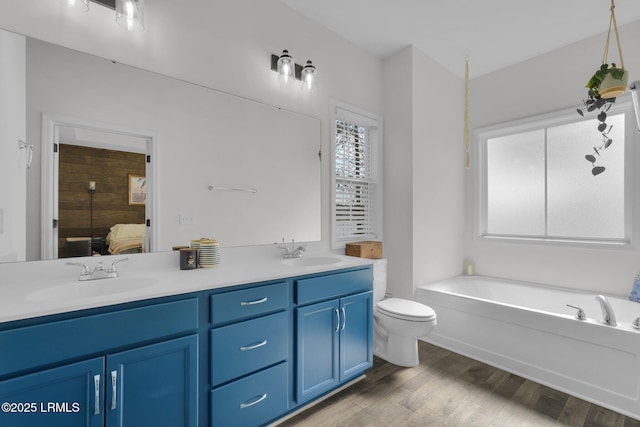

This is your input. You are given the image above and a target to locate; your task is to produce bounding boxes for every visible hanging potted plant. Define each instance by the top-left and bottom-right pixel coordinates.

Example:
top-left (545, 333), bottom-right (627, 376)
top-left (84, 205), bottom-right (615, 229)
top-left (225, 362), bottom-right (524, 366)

top-left (577, 0), bottom-right (629, 176)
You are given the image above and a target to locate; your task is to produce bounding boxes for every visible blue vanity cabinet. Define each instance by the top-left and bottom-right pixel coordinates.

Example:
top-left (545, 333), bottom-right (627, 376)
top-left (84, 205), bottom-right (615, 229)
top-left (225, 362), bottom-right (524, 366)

top-left (339, 291), bottom-right (374, 380)
top-left (209, 282), bottom-right (290, 427)
top-left (0, 357), bottom-right (104, 427)
top-left (0, 299), bottom-right (199, 427)
top-left (105, 335), bottom-right (198, 427)
top-left (295, 299), bottom-right (340, 401)
top-left (295, 268), bottom-right (374, 404)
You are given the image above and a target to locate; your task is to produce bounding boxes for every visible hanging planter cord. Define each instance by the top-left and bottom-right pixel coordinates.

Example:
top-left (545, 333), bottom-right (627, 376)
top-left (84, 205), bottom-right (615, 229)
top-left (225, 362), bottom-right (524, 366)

top-left (464, 57), bottom-right (470, 169)
top-left (602, 0), bottom-right (624, 69)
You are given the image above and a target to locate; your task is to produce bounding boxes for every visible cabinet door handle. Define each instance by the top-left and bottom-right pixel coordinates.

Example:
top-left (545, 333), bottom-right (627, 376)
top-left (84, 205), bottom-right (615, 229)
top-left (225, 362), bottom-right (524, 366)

top-left (240, 297), bottom-right (267, 306)
top-left (239, 393), bottom-right (267, 409)
top-left (240, 340), bottom-right (267, 351)
top-left (335, 308), bottom-right (340, 332)
top-left (93, 374), bottom-right (100, 415)
top-left (110, 370), bottom-right (118, 410)
top-left (341, 307), bottom-right (346, 331)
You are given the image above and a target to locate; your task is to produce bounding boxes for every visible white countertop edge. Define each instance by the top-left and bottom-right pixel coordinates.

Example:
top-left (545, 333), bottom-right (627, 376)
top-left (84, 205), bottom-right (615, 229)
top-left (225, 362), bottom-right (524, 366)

top-left (0, 250), bottom-right (377, 324)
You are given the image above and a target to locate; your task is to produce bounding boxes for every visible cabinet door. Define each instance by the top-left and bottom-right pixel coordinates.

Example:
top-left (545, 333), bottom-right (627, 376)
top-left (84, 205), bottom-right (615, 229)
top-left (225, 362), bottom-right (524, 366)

top-left (0, 357), bottom-right (104, 427)
top-left (106, 335), bottom-right (198, 427)
top-left (340, 291), bottom-right (373, 381)
top-left (295, 300), bottom-right (339, 402)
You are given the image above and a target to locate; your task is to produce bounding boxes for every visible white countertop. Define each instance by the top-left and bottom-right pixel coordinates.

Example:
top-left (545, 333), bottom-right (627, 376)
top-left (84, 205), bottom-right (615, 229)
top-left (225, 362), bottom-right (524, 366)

top-left (0, 247), bottom-right (375, 324)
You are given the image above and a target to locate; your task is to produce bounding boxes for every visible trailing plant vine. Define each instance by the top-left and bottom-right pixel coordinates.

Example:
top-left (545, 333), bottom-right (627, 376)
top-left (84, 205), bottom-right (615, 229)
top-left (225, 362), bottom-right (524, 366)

top-left (577, 63), bottom-right (620, 176)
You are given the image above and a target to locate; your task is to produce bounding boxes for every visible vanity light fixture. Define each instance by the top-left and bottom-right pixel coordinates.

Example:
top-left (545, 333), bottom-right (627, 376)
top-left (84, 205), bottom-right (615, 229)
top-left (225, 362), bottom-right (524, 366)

top-left (271, 50), bottom-right (317, 90)
top-left (61, 0), bottom-right (90, 12)
top-left (63, 0), bottom-right (145, 32)
top-left (301, 60), bottom-right (316, 91)
top-left (116, 0), bottom-right (145, 32)
top-left (276, 49), bottom-right (295, 82)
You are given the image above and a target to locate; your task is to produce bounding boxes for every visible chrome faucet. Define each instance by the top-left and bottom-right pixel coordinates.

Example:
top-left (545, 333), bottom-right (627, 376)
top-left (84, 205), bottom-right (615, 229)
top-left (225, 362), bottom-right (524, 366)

top-left (67, 258), bottom-right (128, 281)
top-left (595, 295), bottom-right (617, 326)
top-left (276, 239), bottom-right (306, 259)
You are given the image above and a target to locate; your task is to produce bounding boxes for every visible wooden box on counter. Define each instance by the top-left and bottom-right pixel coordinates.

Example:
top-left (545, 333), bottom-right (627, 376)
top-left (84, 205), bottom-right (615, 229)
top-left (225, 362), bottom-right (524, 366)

top-left (345, 241), bottom-right (383, 259)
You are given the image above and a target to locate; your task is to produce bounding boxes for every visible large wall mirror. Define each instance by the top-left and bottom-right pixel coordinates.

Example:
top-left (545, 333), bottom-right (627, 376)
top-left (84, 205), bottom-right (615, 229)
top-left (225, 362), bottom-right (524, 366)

top-left (2, 30), bottom-right (322, 263)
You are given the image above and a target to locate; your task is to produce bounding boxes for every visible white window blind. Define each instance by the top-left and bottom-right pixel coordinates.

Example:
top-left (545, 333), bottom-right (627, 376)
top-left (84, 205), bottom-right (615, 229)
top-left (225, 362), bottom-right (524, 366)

top-left (333, 105), bottom-right (380, 246)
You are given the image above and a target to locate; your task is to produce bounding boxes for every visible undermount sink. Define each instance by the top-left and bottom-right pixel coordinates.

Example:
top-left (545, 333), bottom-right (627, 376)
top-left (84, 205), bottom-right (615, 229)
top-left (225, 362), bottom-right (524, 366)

top-left (27, 277), bottom-right (159, 302)
top-left (281, 256), bottom-right (342, 267)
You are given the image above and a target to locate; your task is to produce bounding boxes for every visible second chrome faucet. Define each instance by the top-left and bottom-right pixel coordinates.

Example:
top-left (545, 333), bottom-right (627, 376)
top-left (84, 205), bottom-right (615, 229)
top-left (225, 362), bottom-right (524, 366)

top-left (276, 239), bottom-right (306, 259)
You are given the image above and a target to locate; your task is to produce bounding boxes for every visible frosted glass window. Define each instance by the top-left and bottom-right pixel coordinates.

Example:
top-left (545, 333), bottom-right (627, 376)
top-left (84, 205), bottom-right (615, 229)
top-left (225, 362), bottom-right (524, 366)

top-left (478, 105), bottom-right (634, 245)
top-left (547, 114), bottom-right (625, 239)
top-left (487, 130), bottom-right (545, 235)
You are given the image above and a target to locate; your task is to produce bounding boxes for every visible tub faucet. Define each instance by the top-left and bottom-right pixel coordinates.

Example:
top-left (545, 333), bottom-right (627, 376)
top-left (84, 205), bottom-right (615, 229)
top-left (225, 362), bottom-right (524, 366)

top-left (595, 295), bottom-right (617, 326)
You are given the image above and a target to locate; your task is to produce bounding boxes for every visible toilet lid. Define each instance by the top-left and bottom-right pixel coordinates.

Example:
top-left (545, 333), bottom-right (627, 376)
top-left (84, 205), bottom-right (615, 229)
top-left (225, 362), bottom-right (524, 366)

top-left (376, 298), bottom-right (436, 321)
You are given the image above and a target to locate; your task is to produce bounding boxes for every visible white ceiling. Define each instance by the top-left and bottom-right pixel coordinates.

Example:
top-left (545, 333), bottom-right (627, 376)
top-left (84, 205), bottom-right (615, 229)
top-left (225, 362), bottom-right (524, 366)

top-left (280, 0), bottom-right (640, 79)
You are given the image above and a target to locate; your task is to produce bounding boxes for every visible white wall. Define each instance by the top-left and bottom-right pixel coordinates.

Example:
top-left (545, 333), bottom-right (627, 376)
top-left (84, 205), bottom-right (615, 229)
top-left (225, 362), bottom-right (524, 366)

top-left (382, 47), bottom-right (414, 299)
top-left (466, 21), bottom-right (640, 295)
top-left (383, 46), bottom-right (465, 299)
top-left (0, 30), bottom-right (26, 262)
top-left (0, 0), bottom-right (383, 260)
top-left (411, 47), bottom-right (465, 288)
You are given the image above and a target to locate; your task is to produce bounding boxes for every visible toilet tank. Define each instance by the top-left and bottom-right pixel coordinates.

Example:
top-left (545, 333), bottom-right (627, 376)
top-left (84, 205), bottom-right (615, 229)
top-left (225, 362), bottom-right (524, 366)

top-left (373, 259), bottom-right (387, 302)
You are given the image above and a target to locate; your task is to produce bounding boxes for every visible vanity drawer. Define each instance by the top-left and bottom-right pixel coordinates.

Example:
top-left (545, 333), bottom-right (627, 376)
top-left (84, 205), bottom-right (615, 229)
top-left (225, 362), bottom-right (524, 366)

top-left (210, 311), bottom-right (288, 386)
top-left (210, 361), bottom-right (289, 427)
top-left (296, 268), bottom-right (372, 305)
top-left (210, 282), bottom-right (288, 325)
top-left (0, 298), bottom-right (198, 377)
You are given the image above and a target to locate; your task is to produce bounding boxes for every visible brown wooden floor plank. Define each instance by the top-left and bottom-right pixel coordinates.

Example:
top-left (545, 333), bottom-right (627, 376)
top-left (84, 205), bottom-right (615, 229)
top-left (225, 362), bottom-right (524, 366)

top-left (278, 341), bottom-right (638, 427)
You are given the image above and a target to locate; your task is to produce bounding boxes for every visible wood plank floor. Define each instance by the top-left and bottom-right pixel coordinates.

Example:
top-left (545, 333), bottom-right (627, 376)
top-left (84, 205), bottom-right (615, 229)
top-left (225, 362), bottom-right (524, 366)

top-left (279, 341), bottom-right (640, 427)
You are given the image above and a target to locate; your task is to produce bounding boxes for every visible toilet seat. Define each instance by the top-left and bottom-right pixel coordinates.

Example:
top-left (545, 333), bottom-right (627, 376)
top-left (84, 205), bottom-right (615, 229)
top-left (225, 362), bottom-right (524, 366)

top-left (376, 298), bottom-right (436, 322)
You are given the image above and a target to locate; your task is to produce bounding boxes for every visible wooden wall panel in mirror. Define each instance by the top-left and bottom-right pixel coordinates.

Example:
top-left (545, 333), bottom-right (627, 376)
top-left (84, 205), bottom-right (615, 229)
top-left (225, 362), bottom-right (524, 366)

top-left (58, 144), bottom-right (146, 258)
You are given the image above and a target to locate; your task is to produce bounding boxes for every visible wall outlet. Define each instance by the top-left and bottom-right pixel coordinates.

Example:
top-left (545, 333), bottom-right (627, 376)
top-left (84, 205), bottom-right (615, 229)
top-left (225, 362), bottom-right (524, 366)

top-left (179, 212), bottom-right (196, 225)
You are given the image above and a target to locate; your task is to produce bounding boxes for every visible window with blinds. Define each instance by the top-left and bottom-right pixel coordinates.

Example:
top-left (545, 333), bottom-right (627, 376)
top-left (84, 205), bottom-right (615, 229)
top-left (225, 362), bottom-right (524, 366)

top-left (332, 102), bottom-right (382, 247)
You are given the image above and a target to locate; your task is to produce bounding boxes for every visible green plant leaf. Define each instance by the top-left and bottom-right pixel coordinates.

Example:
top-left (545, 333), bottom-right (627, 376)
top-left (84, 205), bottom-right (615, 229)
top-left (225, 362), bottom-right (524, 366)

top-left (598, 122), bottom-right (607, 132)
top-left (610, 68), bottom-right (625, 79)
top-left (592, 166), bottom-right (606, 176)
top-left (604, 138), bottom-right (613, 149)
top-left (585, 154), bottom-right (596, 163)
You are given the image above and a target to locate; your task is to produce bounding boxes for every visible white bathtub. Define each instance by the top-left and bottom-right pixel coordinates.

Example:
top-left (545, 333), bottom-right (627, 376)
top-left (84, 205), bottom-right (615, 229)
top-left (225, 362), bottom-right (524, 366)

top-left (415, 275), bottom-right (640, 420)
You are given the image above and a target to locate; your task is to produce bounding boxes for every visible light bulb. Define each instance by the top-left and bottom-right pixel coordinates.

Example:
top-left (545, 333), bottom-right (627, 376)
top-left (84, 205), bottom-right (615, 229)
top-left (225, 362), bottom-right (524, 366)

top-left (116, 0), bottom-right (145, 32)
top-left (301, 60), bottom-right (316, 91)
top-left (62, 0), bottom-right (89, 12)
top-left (277, 50), bottom-right (295, 82)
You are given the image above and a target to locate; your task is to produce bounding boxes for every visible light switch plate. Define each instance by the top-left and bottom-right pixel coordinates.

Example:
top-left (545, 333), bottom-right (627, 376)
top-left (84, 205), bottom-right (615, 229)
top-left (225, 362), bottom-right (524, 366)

top-left (179, 212), bottom-right (196, 225)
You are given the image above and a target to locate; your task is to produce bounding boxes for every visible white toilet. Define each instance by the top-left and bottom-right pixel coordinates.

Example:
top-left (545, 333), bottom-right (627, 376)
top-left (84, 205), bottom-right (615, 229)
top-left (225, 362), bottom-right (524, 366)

top-left (373, 259), bottom-right (436, 367)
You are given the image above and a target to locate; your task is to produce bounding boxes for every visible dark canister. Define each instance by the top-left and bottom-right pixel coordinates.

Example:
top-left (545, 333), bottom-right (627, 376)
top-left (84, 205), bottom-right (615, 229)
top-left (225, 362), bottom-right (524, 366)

top-left (179, 248), bottom-right (198, 270)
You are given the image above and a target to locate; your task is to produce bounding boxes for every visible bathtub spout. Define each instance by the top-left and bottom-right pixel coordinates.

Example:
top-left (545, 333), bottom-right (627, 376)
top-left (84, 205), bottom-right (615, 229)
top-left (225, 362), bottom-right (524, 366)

top-left (595, 295), bottom-right (617, 326)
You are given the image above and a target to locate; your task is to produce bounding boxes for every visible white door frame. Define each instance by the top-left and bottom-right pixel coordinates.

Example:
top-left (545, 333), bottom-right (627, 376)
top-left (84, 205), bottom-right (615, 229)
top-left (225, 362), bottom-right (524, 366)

top-left (41, 113), bottom-right (157, 259)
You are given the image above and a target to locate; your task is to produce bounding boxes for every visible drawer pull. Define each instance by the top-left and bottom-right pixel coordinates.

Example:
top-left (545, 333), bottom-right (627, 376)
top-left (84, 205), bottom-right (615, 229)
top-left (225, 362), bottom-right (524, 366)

top-left (335, 308), bottom-right (340, 332)
top-left (239, 393), bottom-right (267, 409)
top-left (110, 370), bottom-right (118, 410)
top-left (240, 297), bottom-right (268, 306)
top-left (93, 374), bottom-right (100, 415)
top-left (341, 307), bottom-right (346, 331)
top-left (240, 340), bottom-right (268, 351)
